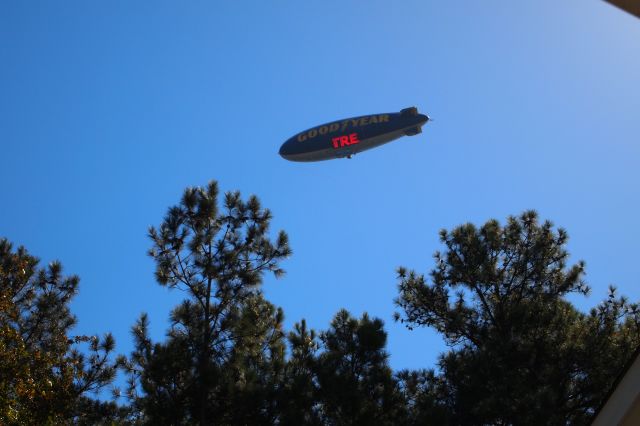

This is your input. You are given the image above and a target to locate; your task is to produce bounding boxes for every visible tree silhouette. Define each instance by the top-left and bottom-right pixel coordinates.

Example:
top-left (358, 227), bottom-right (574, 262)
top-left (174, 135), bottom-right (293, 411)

top-left (395, 211), bottom-right (640, 425)
top-left (0, 238), bottom-right (118, 424)
top-left (122, 181), bottom-right (290, 425)
top-left (314, 310), bottom-right (405, 425)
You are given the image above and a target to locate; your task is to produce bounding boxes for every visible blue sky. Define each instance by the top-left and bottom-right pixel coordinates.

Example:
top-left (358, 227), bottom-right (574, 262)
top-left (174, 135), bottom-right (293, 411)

top-left (1, 0), bottom-right (639, 375)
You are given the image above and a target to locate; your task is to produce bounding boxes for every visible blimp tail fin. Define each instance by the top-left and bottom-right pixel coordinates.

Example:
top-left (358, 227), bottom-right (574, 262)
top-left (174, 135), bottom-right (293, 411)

top-left (400, 106), bottom-right (418, 116)
top-left (404, 126), bottom-right (422, 136)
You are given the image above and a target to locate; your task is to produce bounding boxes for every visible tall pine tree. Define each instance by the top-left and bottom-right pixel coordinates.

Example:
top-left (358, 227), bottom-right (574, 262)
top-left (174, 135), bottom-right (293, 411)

top-left (395, 211), bottom-right (640, 425)
top-left (122, 181), bottom-right (291, 425)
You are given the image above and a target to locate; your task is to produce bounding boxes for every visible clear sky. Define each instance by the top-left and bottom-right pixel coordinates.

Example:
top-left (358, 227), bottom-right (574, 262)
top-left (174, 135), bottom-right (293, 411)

top-left (1, 0), bottom-right (639, 375)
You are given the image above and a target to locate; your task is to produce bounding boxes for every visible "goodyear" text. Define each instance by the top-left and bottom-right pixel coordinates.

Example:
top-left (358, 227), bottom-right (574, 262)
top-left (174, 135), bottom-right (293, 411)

top-left (297, 114), bottom-right (389, 142)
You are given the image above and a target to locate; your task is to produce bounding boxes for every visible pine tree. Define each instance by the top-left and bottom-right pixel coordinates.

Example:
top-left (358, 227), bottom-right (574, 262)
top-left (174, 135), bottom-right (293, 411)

top-left (394, 211), bottom-right (640, 425)
top-left (0, 238), bottom-right (118, 424)
top-left (278, 312), bottom-right (406, 426)
top-left (278, 319), bottom-right (322, 425)
top-left (314, 310), bottom-right (406, 426)
top-left (121, 181), bottom-right (291, 425)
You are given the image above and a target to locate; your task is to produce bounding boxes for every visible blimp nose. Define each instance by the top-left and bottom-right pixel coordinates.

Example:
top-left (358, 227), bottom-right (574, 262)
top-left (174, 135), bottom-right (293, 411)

top-left (278, 142), bottom-right (291, 158)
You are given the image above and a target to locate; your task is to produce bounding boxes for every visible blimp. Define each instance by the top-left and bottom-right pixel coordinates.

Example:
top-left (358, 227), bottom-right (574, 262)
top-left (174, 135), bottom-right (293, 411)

top-left (279, 106), bottom-right (430, 162)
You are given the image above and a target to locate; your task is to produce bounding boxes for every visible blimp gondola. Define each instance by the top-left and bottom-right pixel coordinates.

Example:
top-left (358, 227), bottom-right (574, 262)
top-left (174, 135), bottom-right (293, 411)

top-left (279, 107), bottom-right (430, 162)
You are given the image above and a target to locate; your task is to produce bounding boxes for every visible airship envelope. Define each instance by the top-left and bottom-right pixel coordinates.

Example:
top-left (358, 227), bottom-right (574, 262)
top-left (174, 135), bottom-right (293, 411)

top-left (279, 107), bottom-right (430, 162)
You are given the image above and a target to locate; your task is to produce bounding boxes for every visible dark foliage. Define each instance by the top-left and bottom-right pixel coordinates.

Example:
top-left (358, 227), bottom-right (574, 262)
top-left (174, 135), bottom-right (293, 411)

top-left (120, 181), bottom-right (291, 425)
top-left (10, 178), bottom-right (635, 426)
top-left (0, 238), bottom-right (118, 424)
top-left (119, 181), bottom-right (409, 425)
top-left (313, 310), bottom-right (405, 425)
top-left (395, 211), bottom-right (640, 425)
